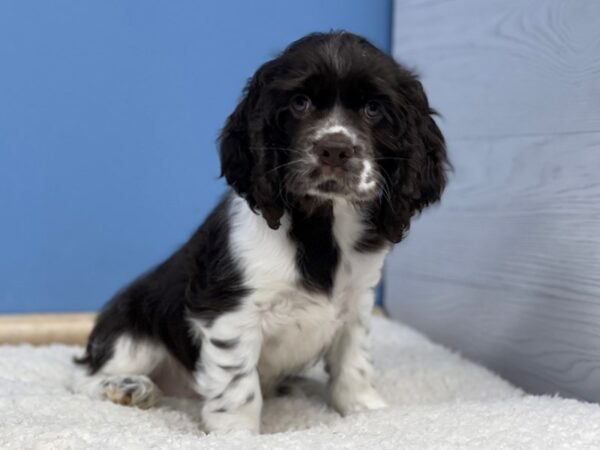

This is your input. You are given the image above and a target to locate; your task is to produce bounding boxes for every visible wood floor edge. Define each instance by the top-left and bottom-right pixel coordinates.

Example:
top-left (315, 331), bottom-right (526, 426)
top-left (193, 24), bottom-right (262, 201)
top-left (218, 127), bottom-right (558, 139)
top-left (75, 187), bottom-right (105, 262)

top-left (0, 307), bottom-right (386, 346)
top-left (0, 312), bottom-right (97, 346)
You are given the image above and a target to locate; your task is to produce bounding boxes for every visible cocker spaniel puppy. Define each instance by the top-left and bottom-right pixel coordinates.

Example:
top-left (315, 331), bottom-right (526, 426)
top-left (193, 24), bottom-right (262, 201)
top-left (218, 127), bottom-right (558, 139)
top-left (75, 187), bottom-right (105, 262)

top-left (74, 31), bottom-right (449, 434)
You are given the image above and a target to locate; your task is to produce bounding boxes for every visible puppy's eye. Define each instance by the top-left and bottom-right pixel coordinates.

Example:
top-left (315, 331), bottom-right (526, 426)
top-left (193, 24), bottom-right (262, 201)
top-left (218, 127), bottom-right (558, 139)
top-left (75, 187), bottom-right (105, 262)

top-left (364, 101), bottom-right (383, 120)
top-left (290, 95), bottom-right (311, 114)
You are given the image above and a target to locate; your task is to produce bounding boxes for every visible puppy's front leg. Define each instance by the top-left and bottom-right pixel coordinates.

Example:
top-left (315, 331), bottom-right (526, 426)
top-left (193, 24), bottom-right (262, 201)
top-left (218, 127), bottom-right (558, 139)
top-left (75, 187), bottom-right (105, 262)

top-left (326, 290), bottom-right (387, 415)
top-left (192, 309), bottom-right (263, 434)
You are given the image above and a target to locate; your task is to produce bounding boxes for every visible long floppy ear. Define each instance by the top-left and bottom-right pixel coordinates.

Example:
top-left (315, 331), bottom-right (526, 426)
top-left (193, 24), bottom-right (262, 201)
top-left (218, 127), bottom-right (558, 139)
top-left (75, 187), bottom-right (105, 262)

top-left (379, 77), bottom-right (449, 243)
top-left (219, 66), bottom-right (284, 229)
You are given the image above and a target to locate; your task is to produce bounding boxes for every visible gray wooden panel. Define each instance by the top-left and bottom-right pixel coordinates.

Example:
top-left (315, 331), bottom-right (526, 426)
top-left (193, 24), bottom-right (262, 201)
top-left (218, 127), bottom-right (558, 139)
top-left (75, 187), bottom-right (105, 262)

top-left (389, 0), bottom-right (600, 402)
top-left (386, 132), bottom-right (600, 400)
top-left (393, 0), bottom-right (600, 139)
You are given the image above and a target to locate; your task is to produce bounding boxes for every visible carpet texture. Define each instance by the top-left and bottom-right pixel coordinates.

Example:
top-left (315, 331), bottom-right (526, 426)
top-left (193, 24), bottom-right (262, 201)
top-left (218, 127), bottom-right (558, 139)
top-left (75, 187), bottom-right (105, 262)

top-left (1, 317), bottom-right (599, 449)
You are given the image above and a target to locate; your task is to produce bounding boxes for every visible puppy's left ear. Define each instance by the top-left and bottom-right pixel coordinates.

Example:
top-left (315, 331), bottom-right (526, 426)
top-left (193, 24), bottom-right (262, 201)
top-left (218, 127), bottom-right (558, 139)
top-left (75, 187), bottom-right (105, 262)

top-left (219, 65), bottom-right (284, 229)
top-left (379, 76), bottom-right (450, 243)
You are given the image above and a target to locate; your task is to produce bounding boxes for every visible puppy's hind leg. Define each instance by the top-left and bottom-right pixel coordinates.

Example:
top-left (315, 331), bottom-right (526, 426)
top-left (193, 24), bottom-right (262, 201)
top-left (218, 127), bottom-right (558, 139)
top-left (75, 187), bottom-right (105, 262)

top-left (73, 335), bottom-right (166, 409)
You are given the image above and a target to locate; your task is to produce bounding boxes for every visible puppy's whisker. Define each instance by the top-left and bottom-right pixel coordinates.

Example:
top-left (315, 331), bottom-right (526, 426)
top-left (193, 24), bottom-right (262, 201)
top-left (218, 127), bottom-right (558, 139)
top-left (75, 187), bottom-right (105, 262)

top-left (378, 172), bottom-right (397, 213)
top-left (371, 157), bottom-right (411, 162)
top-left (379, 181), bottom-right (393, 211)
top-left (264, 160), bottom-right (307, 175)
top-left (364, 162), bottom-right (393, 211)
top-left (248, 146), bottom-right (306, 156)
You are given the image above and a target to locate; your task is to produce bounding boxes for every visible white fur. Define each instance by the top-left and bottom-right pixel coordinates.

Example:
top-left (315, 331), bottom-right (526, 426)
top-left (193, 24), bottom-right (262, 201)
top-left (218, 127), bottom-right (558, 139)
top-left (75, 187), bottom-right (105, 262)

top-left (73, 335), bottom-right (165, 408)
top-left (101, 335), bottom-right (166, 375)
top-left (313, 124), bottom-right (357, 144)
top-left (358, 160), bottom-right (376, 192)
top-left (223, 194), bottom-right (388, 427)
top-left (312, 107), bottom-right (359, 145)
top-left (190, 303), bottom-right (263, 433)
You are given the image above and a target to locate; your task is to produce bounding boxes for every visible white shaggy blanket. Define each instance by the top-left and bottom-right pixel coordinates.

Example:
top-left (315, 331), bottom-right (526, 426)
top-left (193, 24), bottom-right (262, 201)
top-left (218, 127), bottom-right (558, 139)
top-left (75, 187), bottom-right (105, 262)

top-left (1, 317), bottom-right (599, 449)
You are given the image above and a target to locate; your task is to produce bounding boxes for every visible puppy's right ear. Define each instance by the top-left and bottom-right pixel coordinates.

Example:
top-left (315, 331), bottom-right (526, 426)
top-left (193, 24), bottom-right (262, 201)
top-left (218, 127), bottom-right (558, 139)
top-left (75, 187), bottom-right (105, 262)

top-left (219, 67), bottom-right (285, 230)
top-left (219, 74), bottom-right (260, 201)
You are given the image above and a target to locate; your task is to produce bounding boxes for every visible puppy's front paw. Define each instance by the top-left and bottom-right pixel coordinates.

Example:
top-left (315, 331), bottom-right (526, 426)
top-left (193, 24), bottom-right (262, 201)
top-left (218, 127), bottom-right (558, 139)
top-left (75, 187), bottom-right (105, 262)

top-left (330, 382), bottom-right (388, 416)
top-left (202, 399), bottom-right (261, 435)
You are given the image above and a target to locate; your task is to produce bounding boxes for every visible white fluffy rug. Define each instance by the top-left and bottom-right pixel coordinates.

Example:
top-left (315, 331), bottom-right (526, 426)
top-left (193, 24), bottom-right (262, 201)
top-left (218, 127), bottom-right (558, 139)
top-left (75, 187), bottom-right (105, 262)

top-left (1, 317), bottom-right (599, 449)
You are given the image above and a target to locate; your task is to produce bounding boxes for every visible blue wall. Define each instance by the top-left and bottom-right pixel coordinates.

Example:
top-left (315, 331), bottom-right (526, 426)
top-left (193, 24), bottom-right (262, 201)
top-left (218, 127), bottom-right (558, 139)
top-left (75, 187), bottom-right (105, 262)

top-left (0, 1), bottom-right (391, 313)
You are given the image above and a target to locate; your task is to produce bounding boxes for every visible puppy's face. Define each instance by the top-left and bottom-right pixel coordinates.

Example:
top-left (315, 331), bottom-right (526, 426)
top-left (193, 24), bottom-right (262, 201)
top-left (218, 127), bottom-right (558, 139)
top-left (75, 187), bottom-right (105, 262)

top-left (279, 72), bottom-right (384, 203)
top-left (220, 32), bottom-right (449, 242)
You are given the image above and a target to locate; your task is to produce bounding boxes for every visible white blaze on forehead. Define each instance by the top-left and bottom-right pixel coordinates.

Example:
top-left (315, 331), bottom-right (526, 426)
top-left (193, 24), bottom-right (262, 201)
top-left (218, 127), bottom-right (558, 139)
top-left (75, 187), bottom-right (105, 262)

top-left (313, 124), bottom-right (356, 143)
top-left (311, 107), bottom-right (359, 145)
top-left (358, 160), bottom-right (376, 192)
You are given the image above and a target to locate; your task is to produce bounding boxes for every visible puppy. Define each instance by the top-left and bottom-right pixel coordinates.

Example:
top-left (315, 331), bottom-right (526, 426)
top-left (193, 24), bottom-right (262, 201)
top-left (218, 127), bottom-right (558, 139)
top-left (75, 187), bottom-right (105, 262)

top-left (74, 31), bottom-right (449, 433)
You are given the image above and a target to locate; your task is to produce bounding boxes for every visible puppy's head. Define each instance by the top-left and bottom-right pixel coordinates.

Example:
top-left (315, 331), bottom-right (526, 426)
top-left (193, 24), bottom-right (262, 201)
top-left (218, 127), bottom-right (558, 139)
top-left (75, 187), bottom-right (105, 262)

top-left (219, 31), bottom-right (449, 242)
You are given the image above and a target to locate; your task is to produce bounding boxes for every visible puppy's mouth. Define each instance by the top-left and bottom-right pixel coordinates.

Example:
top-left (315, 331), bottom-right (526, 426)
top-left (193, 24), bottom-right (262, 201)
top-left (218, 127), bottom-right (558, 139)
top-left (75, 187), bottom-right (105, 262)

top-left (315, 165), bottom-right (351, 193)
top-left (316, 179), bottom-right (344, 193)
top-left (307, 161), bottom-right (378, 200)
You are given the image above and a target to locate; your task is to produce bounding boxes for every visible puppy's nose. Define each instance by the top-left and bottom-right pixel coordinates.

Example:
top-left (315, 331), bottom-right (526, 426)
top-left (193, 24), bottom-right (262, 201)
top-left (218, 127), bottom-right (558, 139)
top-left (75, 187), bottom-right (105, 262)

top-left (314, 137), bottom-right (355, 167)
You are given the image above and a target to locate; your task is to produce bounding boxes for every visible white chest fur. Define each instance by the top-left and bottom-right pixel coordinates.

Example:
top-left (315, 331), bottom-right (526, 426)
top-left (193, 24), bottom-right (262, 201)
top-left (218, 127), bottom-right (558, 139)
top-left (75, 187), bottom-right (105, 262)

top-left (228, 195), bottom-right (387, 389)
